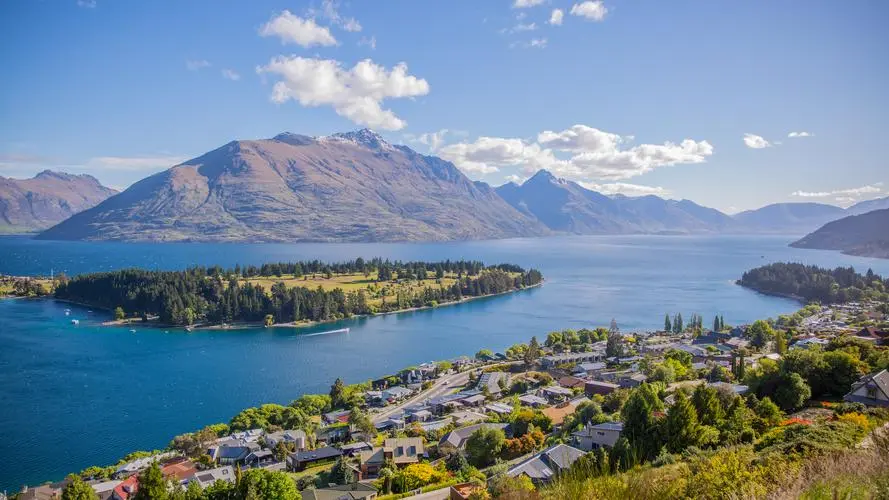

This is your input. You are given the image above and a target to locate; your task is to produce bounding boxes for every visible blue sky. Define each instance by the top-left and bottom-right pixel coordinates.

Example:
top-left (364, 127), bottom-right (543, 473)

top-left (1, 0), bottom-right (886, 212)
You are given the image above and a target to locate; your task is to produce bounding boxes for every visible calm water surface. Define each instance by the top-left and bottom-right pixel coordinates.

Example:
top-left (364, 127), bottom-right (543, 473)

top-left (2, 235), bottom-right (888, 491)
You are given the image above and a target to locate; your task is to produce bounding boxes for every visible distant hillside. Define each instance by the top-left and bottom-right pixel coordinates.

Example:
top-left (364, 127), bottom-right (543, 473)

top-left (790, 208), bottom-right (889, 259)
top-left (0, 170), bottom-right (117, 233)
top-left (732, 202), bottom-right (846, 234)
top-left (495, 170), bottom-right (735, 234)
top-left (846, 196), bottom-right (889, 216)
top-left (38, 130), bottom-right (547, 242)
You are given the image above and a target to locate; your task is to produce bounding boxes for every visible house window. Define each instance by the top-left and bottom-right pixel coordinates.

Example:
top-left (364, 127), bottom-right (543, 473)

top-left (396, 447), bottom-right (403, 456)
top-left (596, 431), bottom-right (605, 436)
top-left (867, 385), bottom-right (877, 399)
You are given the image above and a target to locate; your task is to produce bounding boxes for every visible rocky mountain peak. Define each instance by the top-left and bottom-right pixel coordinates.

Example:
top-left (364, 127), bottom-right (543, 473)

top-left (322, 128), bottom-right (390, 149)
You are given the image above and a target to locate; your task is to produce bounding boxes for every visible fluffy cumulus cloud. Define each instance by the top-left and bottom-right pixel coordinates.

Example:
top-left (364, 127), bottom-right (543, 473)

top-left (259, 10), bottom-right (338, 47)
top-left (570, 1), bottom-right (608, 21)
top-left (791, 182), bottom-right (883, 200)
top-left (742, 133), bottom-right (771, 149)
top-left (416, 130), bottom-right (450, 152)
top-left (788, 131), bottom-right (813, 138)
top-left (513, 0), bottom-right (546, 7)
top-left (257, 57), bottom-right (429, 131)
top-left (549, 9), bottom-right (564, 25)
top-left (440, 124), bottom-right (712, 181)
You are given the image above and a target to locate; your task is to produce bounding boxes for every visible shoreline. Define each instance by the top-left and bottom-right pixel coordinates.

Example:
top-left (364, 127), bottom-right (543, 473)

top-left (15, 281), bottom-right (545, 332)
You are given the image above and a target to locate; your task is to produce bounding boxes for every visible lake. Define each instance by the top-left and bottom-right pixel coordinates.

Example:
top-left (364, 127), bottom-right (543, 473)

top-left (2, 234), bottom-right (888, 491)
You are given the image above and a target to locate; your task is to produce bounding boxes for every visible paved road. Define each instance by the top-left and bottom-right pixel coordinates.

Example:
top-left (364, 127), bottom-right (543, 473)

top-left (371, 370), bottom-right (471, 424)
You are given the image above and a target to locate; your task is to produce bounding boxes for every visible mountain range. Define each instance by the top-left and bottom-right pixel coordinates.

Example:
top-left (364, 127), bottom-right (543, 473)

top-left (37, 130), bottom-right (546, 242)
top-left (791, 208), bottom-right (889, 259)
top-left (7, 130), bottom-right (885, 242)
top-left (0, 170), bottom-right (117, 233)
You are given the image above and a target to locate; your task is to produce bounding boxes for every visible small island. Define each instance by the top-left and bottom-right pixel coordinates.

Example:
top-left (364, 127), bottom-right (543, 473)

top-left (46, 258), bottom-right (543, 328)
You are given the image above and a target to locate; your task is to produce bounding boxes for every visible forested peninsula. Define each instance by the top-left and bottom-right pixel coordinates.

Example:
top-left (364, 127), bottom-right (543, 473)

top-left (737, 262), bottom-right (888, 304)
top-left (53, 258), bottom-right (544, 328)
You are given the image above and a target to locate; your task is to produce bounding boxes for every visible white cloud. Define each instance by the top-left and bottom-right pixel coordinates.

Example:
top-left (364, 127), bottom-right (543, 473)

top-left (441, 124), bottom-right (712, 181)
top-left (513, 0), bottom-right (546, 7)
top-left (529, 38), bottom-right (548, 48)
top-left (516, 12), bottom-right (527, 20)
top-left (259, 10), bottom-right (338, 48)
top-left (416, 130), bottom-right (450, 152)
top-left (788, 131), bottom-right (813, 138)
top-left (570, 1), bottom-right (608, 21)
top-left (549, 9), bottom-right (564, 25)
top-left (342, 18), bottom-right (362, 32)
top-left (791, 183), bottom-right (882, 200)
top-left (509, 22), bottom-right (538, 33)
top-left (77, 0), bottom-right (96, 8)
top-left (358, 36), bottom-right (377, 50)
top-left (743, 133), bottom-right (771, 149)
top-left (186, 59), bottom-right (211, 71)
top-left (504, 174), bottom-right (529, 184)
top-left (580, 181), bottom-right (671, 197)
top-left (221, 69), bottom-right (241, 81)
top-left (257, 56), bottom-right (430, 131)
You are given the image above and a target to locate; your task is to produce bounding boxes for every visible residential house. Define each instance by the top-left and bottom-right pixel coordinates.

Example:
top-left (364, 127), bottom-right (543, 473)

top-left (449, 482), bottom-right (486, 500)
top-left (558, 376), bottom-right (587, 390)
top-left (191, 466), bottom-right (235, 489)
top-left (160, 458), bottom-right (197, 484)
top-left (449, 410), bottom-right (489, 426)
top-left (506, 444), bottom-right (586, 484)
top-left (365, 390), bottom-right (384, 405)
top-left (584, 380), bottom-right (620, 396)
top-left (245, 450), bottom-right (275, 468)
top-left (374, 417), bottom-right (405, 432)
top-left (301, 483), bottom-right (378, 500)
top-left (91, 480), bottom-right (122, 500)
top-left (340, 441), bottom-right (374, 457)
top-left (844, 369), bottom-right (889, 407)
top-left (640, 342), bottom-right (679, 355)
top-left (19, 481), bottom-right (68, 500)
top-left (856, 327), bottom-right (889, 345)
top-left (316, 423), bottom-right (350, 445)
top-left (230, 429), bottom-right (264, 443)
top-left (382, 386), bottom-right (414, 402)
top-left (708, 382), bottom-right (749, 395)
top-left (359, 438), bottom-right (424, 478)
top-left (477, 372), bottom-right (509, 396)
top-left (692, 332), bottom-right (731, 344)
top-left (459, 393), bottom-right (487, 407)
top-left (541, 385), bottom-right (574, 403)
top-left (725, 337), bottom-right (750, 350)
top-left (618, 373), bottom-right (648, 389)
top-left (439, 423), bottom-right (511, 453)
top-left (420, 419), bottom-right (452, 433)
top-left (518, 394), bottom-right (549, 408)
top-left (484, 402), bottom-right (514, 416)
top-left (323, 409), bottom-right (352, 425)
top-left (406, 409), bottom-right (434, 422)
top-left (111, 476), bottom-right (139, 500)
top-left (540, 351), bottom-right (605, 369)
top-left (571, 422), bottom-right (623, 451)
top-left (264, 429), bottom-right (307, 451)
top-left (210, 440), bottom-right (260, 466)
top-left (114, 452), bottom-right (177, 478)
top-left (542, 397), bottom-right (590, 428)
top-left (573, 362), bottom-right (606, 377)
top-left (792, 337), bottom-right (829, 349)
top-left (287, 446), bottom-right (343, 471)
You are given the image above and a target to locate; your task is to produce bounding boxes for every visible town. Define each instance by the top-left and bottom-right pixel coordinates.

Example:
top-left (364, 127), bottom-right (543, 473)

top-left (8, 298), bottom-right (889, 500)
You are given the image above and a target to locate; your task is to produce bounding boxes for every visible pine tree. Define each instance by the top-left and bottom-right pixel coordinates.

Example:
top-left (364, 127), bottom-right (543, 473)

top-left (664, 314), bottom-right (672, 333)
top-left (691, 384), bottom-right (724, 427)
top-left (133, 462), bottom-right (168, 500)
top-left (713, 315), bottom-right (720, 333)
top-left (675, 313), bottom-right (684, 333)
top-left (663, 391), bottom-right (700, 453)
top-left (525, 336), bottom-right (541, 366)
top-left (61, 476), bottom-right (99, 500)
top-left (330, 378), bottom-right (346, 409)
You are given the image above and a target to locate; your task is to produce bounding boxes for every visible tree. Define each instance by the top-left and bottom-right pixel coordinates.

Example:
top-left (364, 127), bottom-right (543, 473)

top-left (747, 320), bottom-right (775, 348)
top-left (606, 330), bottom-right (623, 358)
top-left (329, 456), bottom-right (355, 485)
top-left (264, 314), bottom-right (274, 327)
top-left (237, 469), bottom-right (298, 500)
top-left (663, 391), bottom-right (700, 453)
top-left (62, 476), bottom-right (99, 500)
top-left (774, 330), bottom-right (788, 355)
top-left (692, 384), bottom-right (724, 427)
top-left (183, 481), bottom-right (204, 500)
top-left (330, 378), bottom-right (346, 409)
top-left (713, 315), bottom-right (720, 333)
top-left (609, 436), bottom-right (637, 472)
top-left (664, 314), bottom-right (672, 333)
top-left (114, 306), bottom-right (126, 321)
top-left (674, 313), bottom-right (684, 334)
top-left (525, 336), bottom-right (541, 366)
top-left (620, 387), bottom-right (660, 460)
top-left (475, 349), bottom-right (493, 361)
top-left (349, 407), bottom-right (376, 437)
top-left (772, 372), bottom-right (811, 411)
top-left (752, 396), bottom-right (783, 432)
top-left (133, 461), bottom-right (168, 500)
top-left (465, 426), bottom-right (505, 467)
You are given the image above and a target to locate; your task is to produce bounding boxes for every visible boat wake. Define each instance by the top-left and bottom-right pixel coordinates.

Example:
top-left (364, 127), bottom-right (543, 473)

top-left (303, 327), bottom-right (350, 337)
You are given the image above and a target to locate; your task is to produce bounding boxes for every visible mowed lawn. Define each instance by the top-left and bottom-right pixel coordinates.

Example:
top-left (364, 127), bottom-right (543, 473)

top-left (240, 271), bottom-right (468, 308)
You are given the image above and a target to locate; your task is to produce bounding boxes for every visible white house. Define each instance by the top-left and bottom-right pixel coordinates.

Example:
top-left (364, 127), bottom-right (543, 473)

top-left (571, 422), bottom-right (623, 451)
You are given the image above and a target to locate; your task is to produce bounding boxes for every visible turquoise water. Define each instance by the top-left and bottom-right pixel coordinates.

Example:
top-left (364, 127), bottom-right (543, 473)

top-left (2, 234), bottom-right (889, 491)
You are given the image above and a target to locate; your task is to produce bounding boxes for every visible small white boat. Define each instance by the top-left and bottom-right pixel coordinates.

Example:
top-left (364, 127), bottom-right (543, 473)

top-left (185, 326), bottom-right (194, 333)
top-left (129, 329), bottom-right (136, 333)
top-left (70, 319), bottom-right (79, 325)
top-left (64, 309), bottom-right (71, 316)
